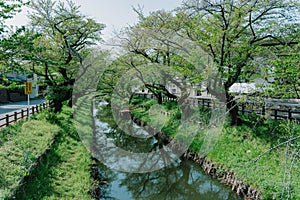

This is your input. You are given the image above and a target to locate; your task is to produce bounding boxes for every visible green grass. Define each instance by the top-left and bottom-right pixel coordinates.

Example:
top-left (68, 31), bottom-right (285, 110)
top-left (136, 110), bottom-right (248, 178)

top-left (14, 131), bottom-right (94, 200)
top-left (0, 105), bottom-right (96, 200)
top-left (130, 95), bottom-right (300, 199)
top-left (0, 120), bottom-right (23, 147)
top-left (0, 120), bottom-right (60, 199)
top-left (207, 119), bottom-right (300, 200)
top-left (14, 107), bottom-right (95, 200)
top-left (130, 96), bottom-right (211, 146)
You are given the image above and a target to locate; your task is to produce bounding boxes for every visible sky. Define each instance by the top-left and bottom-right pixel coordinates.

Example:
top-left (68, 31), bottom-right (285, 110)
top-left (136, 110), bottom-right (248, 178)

top-left (5, 0), bottom-right (183, 43)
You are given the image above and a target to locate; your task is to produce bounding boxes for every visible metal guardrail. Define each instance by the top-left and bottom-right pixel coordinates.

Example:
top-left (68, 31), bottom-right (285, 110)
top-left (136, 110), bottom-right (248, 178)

top-left (0, 102), bottom-right (50, 128)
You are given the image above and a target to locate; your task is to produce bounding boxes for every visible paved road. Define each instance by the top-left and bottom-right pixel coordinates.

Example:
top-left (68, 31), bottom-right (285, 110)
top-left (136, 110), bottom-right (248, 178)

top-left (0, 98), bottom-right (46, 118)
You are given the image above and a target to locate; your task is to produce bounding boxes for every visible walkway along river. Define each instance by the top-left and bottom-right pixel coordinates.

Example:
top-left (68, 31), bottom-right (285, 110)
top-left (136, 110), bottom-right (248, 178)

top-left (92, 103), bottom-right (242, 200)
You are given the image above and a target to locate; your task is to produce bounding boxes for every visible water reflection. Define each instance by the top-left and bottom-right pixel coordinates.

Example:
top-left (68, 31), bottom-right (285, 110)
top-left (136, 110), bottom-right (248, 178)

top-left (95, 105), bottom-right (241, 200)
top-left (94, 105), bottom-right (181, 172)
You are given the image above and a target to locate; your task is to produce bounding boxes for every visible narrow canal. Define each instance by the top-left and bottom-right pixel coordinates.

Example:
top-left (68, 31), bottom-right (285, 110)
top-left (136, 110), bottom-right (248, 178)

top-left (93, 103), bottom-right (242, 200)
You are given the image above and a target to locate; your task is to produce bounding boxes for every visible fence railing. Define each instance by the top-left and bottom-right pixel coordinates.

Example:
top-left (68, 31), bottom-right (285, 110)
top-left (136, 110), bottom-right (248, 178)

top-left (135, 93), bottom-right (300, 121)
top-left (188, 98), bottom-right (300, 121)
top-left (239, 104), bottom-right (300, 121)
top-left (0, 102), bottom-right (51, 128)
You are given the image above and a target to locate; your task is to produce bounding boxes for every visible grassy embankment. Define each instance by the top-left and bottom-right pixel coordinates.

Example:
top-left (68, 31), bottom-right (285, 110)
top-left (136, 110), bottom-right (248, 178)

top-left (0, 107), bottom-right (96, 200)
top-left (130, 95), bottom-right (300, 200)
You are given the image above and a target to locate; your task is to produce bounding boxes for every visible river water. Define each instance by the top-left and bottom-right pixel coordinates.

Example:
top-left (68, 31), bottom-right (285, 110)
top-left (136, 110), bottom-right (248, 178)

top-left (93, 104), bottom-right (242, 200)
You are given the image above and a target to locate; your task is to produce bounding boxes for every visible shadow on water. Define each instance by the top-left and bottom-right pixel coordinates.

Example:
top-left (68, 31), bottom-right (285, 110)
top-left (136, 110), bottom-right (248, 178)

top-left (94, 104), bottom-right (242, 200)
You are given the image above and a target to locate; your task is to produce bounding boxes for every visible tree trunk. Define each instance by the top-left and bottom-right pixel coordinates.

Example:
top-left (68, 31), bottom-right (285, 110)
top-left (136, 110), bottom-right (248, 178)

top-left (156, 92), bottom-right (163, 104)
top-left (226, 93), bottom-right (242, 126)
top-left (50, 84), bottom-right (73, 112)
top-left (52, 99), bottom-right (63, 113)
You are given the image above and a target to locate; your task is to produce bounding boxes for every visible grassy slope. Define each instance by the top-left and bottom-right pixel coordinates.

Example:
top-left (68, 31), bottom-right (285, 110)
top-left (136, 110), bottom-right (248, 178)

top-left (15, 107), bottom-right (95, 200)
top-left (207, 119), bottom-right (300, 200)
top-left (14, 132), bottom-right (93, 199)
top-left (0, 107), bottom-right (95, 200)
top-left (0, 120), bottom-right (60, 199)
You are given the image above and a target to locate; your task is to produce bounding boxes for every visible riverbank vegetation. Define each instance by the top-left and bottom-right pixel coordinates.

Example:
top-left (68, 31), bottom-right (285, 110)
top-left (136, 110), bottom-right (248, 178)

top-left (208, 117), bottom-right (300, 199)
top-left (129, 95), bottom-right (300, 199)
top-left (0, 118), bottom-right (60, 198)
top-left (0, 107), bottom-right (96, 199)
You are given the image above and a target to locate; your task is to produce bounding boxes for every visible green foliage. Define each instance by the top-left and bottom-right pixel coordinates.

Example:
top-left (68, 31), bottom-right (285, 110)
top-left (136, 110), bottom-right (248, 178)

top-left (0, 27), bottom-right (40, 69)
top-left (130, 95), bottom-right (145, 106)
top-left (179, 0), bottom-right (299, 88)
top-left (97, 58), bottom-right (131, 102)
top-left (130, 96), bottom-right (179, 135)
top-left (130, 96), bottom-right (156, 122)
top-left (162, 100), bottom-right (178, 111)
top-left (21, 0), bottom-right (106, 111)
top-left (266, 50), bottom-right (300, 99)
top-left (161, 115), bottom-right (181, 137)
top-left (0, 0), bottom-right (31, 70)
top-left (0, 77), bottom-right (25, 91)
top-left (140, 98), bottom-right (157, 109)
top-left (115, 10), bottom-right (204, 105)
top-left (0, 0), bottom-right (25, 29)
top-left (116, 0), bottom-right (299, 125)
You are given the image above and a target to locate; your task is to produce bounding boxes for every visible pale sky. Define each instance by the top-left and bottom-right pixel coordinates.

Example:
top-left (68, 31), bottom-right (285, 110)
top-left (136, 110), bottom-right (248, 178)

top-left (5, 0), bottom-right (183, 42)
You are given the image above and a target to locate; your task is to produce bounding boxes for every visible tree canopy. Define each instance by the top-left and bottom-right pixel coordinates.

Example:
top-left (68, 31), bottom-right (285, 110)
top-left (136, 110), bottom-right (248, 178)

top-left (26, 0), bottom-right (105, 111)
top-left (0, 0), bottom-right (28, 67)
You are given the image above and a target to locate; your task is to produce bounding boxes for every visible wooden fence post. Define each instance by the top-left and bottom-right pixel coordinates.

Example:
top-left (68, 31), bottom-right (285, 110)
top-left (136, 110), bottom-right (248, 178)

top-left (21, 109), bottom-right (24, 118)
top-left (6, 114), bottom-right (9, 126)
top-left (288, 109), bottom-right (292, 120)
top-left (262, 106), bottom-right (265, 115)
top-left (274, 110), bottom-right (278, 120)
top-left (14, 112), bottom-right (17, 122)
top-left (32, 106), bottom-right (35, 115)
top-left (36, 105), bottom-right (39, 113)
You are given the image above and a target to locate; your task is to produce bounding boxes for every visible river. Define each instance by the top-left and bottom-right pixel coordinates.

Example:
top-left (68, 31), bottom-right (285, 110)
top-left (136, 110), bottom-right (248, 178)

top-left (93, 104), bottom-right (242, 200)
